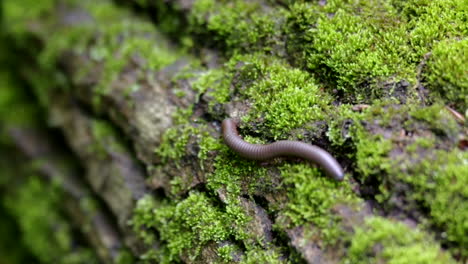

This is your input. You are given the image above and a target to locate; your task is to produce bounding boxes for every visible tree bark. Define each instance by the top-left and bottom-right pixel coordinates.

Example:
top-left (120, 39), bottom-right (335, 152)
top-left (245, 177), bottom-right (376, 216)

top-left (1, 0), bottom-right (466, 263)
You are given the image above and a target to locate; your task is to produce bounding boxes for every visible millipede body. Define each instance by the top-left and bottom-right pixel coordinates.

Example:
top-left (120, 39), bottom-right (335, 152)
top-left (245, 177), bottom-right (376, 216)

top-left (222, 118), bottom-right (345, 181)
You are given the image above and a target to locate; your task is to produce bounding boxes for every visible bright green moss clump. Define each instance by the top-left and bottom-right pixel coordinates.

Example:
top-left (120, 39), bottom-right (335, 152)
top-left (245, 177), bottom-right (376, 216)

top-left (286, 2), bottom-right (412, 100)
top-left (348, 217), bottom-right (456, 263)
top-left (424, 38), bottom-right (468, 111)
top-left (280, 164), bottom-right (360, 243)
top-left (286, 0), bottom-right (467, 101)
top-left (226, 54), bottom-right (332, 139)
top-left (244, 63), bottom-right (330, 138)
top-left (155, 124), bottom-right (206, 163)
top-left (208, 147), bottom-right (270, 196)
top-left (132, 192), bottom-right (249, 263)
top-left (132, 192), bottom-right (287, 263)
top-left (190, 0), bottom-right (278, 53)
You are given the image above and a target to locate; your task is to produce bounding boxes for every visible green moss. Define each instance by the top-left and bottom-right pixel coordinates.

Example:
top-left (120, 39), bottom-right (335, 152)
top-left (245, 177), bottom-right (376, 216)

top-left (405, 136), bottom-right (436, 153)
top-left (286, 2), bottom-right (411, 100)
top-left (409, 104), bottom-right (460, 138)
top-left (193, 68), bottom-right (231, 102)
top-left (142, 124), bottom-right (287, 262)
top-left (286, 0), bottom-right (467, 101)
top-left (190, 0), bottom-right (278, 53)
top-left (217, 244), bottom-right (238, 262)
top-left (191, 68), bottom-right (232, 119)
top-left (171, 106), bottom-right (194, 125)
top-left (28, 0), bottom-right (181, 110)
top-left (4, 176), bottom-right (98, 263)
top-left (5, 0), bottom-right (467, 261)
top-left (2, 0), bottom-right (55, 33)
top-left (198, 131), bottom-right (222, 162)
top-left (219, 243), bottom-right (286, 264)
top-left (326, 104), bottom-right (364, 146)
top-left (392, 149), bottom-right (468, 257)
top-left (87, 3), bottom-right (180, 109)
top-left (155, 124), bottom-right (199, 163)
top-left (132, 191), bottom-right (286, 263)
top-left (348, 217), bottom-right (455, 264)
top-left (91, 26), bottom-right (178, 92)
top-left (424, 38), bottom-right (468, 111)
top-left (280, 164), bottom-right (360, 243)
top-left (209, 149), bottom-right (270, 195)
top-left (355, 133), bottom-right (393, 180)
top-left (190, 0), bottom-right (216, 24)
top-left (344, 102), bottom-right (466, 256)
top-left (154, 122), bottom-right (225, 194)
top-left (397, 0), bottom-right (467, 57)
top-left (132, 192), bottom-right (249, 263)
top-left (228, 54), bottom-right (331, 139)
top-left (241, 250), bottom-right (283, 264)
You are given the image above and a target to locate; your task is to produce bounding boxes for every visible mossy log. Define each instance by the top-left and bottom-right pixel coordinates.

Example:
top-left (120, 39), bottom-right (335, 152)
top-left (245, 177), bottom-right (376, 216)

top-left (0, 0), bottom-right (466, 263)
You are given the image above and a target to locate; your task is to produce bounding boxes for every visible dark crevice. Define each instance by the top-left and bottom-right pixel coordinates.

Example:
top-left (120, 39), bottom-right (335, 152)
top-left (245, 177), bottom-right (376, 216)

top-left (0, 195), bottom-right (39, 263)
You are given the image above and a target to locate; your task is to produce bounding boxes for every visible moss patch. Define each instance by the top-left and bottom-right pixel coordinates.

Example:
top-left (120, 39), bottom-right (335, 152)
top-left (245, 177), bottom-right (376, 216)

top-left (424, 38), bottom-right (468, 111)
top-left (189, 0), bottom-right (279, 53)
top-left (348, 217), bottom-right (455, 263)
top-left (132, 192), bottom-right (250, 263)
top-left (2, 0), bottom-right (55, 33)
top-left (190, 54), bottom-right (333, 139)
top-left (4, 0), bottom-right (182, 110)
top-left (231, 55), bottom-right (331, 139)
top-left (344, 102), bottom-right (466, 256)
top-left (392, 149), bottom-right (468, 256)
top-left (280, 164), bottom-right (360, 243)
top-left (286, 0), bottom-right (467, 101)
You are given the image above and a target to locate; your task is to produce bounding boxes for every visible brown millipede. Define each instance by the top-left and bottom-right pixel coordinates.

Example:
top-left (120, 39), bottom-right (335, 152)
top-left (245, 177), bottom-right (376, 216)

top-left (222, 118), bottom-right (345, 181)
